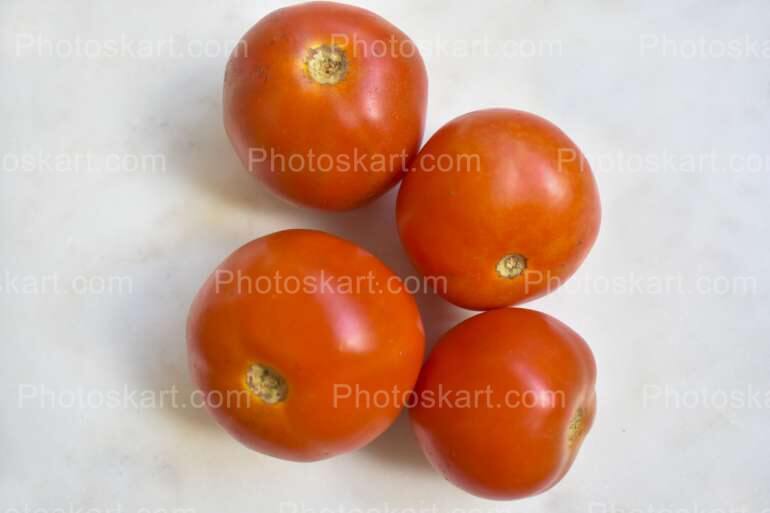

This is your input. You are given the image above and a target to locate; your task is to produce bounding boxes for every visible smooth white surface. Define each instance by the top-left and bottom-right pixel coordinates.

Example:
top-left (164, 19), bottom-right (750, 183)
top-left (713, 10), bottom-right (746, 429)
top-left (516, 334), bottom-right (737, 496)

top-left (2, 1), bottom-right (769, 512)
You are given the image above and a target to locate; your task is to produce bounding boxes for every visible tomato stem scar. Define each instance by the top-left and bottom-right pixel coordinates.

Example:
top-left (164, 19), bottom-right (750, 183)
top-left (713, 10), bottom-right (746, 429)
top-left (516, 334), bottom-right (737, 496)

top-left (496, 253), bottom-right (527, 279)
top-left (246, 364), bottom-right (288, 404)
top-left (305, 45), bottom-right (348, 84)
top-left (567, 407), bottom-right (585, 447)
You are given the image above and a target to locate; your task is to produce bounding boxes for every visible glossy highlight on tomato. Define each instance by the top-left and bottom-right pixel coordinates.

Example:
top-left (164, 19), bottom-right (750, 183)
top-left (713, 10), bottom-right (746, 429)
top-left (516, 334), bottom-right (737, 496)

top-left (187, 229), bottom-right (425, 461)
top-left (224, 1), bottom-right (428, 210)
top-left (410, 308), bottom-right (597, 500)
top-left (397, 109), bottom-right (601, 310)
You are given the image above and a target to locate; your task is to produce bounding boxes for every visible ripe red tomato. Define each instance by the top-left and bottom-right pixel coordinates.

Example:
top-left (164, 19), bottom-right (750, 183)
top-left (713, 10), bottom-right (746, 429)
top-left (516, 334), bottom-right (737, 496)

top-left (224, 2), bottom-right (428, 210)
top-left (397, 109), bottom-right (601, 310)
top-left (410, 308), bottom-right (596, 500)
top-left (187, 229), bottom-right (425, 461)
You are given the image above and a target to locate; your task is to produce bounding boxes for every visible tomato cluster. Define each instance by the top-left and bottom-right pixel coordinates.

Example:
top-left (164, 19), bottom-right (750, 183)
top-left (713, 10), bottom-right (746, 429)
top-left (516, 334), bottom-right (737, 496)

top-left (189, 1), bottom-right (600, 502)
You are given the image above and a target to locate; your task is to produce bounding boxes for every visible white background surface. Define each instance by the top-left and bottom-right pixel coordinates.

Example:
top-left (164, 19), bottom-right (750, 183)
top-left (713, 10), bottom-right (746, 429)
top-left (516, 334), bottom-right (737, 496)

top-left (2, 1), bottom-right (769, 512)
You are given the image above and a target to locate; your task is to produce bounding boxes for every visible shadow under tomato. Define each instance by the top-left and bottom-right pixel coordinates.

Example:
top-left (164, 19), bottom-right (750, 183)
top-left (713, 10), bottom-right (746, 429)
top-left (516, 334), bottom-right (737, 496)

top-left (110, 303), bottom-right (219, 433)
top-left (159, 67), bottom-right (296, 218)
top-left (108, 234), bottom-right (230, 433)
top-left (359, 411), bottom-right (434, 473)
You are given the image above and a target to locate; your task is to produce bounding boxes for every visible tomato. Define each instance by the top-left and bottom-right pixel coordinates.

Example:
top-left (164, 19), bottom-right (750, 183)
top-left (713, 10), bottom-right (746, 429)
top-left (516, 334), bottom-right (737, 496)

top-left (396, 109), bottom-right (601, 310)
top-left (187, 229), bottom-right (425, 461)
top-left (410, 308), bottom-right (596, 500)
top-left (224, 1), bottom-right (428, 210)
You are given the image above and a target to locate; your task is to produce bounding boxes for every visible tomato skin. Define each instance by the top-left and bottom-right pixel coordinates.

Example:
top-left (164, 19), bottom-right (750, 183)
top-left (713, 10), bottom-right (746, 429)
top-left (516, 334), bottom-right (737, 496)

top-left (187, 229), bottom-right (425, 461)
top-left (396, 109), bottom-right (600, 310)
top-left (224, 1), bottom-right (428, 210)
top-left (410, 308), bottom-right (596, 500)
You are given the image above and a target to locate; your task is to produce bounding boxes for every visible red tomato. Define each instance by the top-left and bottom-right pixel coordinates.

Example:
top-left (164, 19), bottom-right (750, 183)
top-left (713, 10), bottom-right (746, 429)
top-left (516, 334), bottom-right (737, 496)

top-left (224, 1), bottom-right (428, 210)
top-left (410, 308), bottom-right (596, 500)
top-left (187, 229), bottom-right (425, 461)
top-left (397, 109), bottom-right (601, 310)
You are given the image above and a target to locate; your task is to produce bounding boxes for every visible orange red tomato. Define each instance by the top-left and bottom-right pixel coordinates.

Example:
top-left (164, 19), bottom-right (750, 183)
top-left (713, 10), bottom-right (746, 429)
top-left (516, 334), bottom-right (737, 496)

top-left (410, 308), bottom-right (597, 500)
top-left (224, 1), bottom-right (428, 210)
top-left (397, 109), bottom-right (601, 309)
top-left (187, 229), bottom-right (425, 461)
